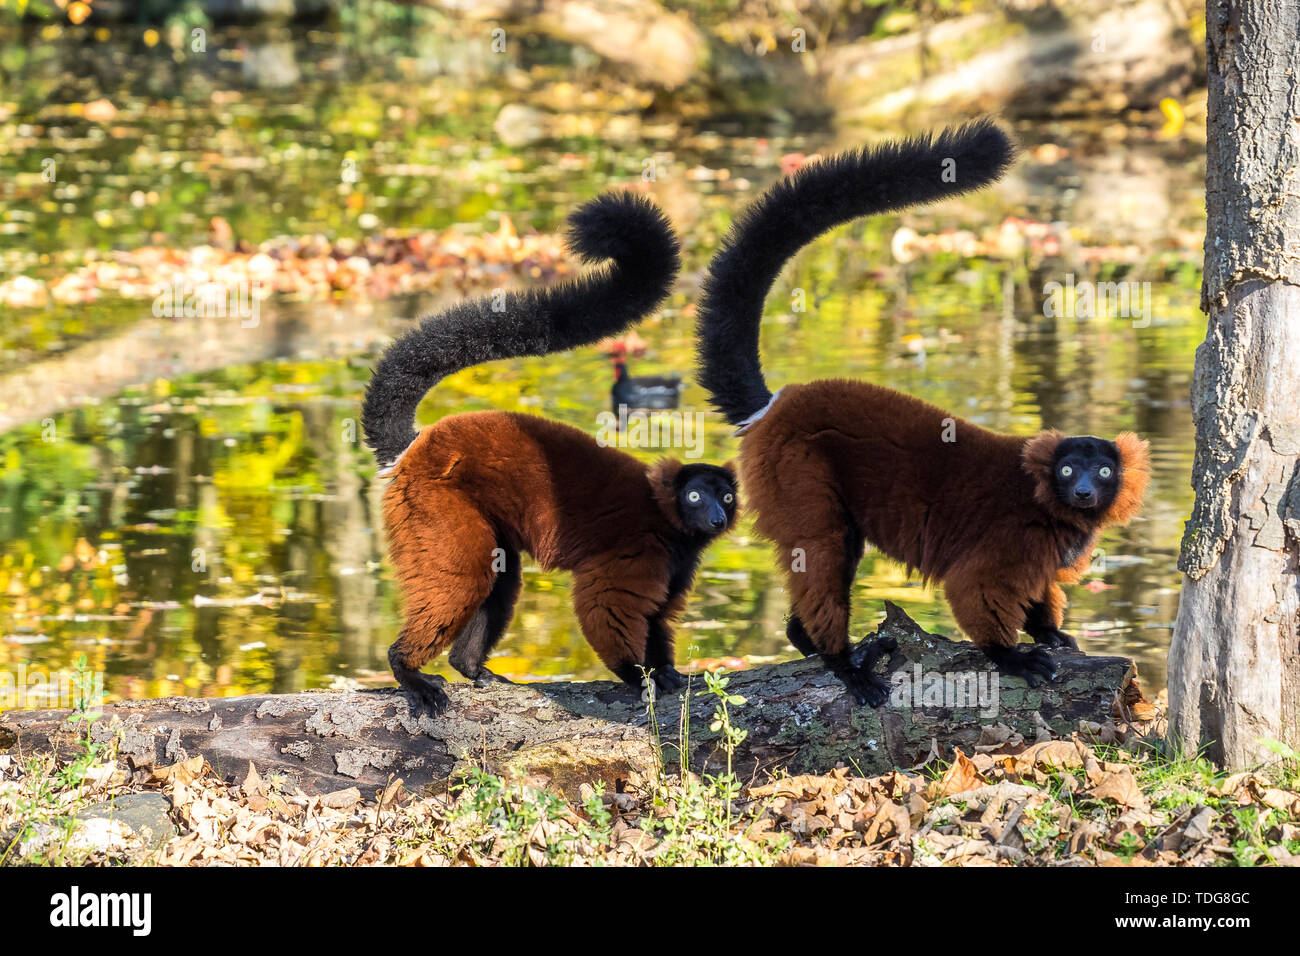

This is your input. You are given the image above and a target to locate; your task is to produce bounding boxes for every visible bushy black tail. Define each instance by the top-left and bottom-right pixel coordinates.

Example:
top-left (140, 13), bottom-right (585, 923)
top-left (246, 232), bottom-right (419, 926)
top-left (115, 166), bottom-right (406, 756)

top-left (363, 192), bottom-right (680, 469)
top-left (696, 119), bottom-right (1017, 425)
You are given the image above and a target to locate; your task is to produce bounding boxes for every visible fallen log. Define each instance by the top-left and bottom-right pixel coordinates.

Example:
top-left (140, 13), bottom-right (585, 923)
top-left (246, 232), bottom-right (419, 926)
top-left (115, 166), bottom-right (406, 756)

top-left (0, 604), bottom-right (1143, 798)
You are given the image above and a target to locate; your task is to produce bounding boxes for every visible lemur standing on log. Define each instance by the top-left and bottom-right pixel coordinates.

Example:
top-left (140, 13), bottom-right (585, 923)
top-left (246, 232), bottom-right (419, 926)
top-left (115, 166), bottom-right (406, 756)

top-left (364, 192), bottom-right (737, 716)
top-left (694, 121), bottom-right (1150, 706)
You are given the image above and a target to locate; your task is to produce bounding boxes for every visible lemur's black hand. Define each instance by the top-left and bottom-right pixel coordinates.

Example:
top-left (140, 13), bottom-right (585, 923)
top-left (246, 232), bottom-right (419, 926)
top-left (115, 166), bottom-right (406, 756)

top-left (984, 644), bottom-right (1059, 687)
top-left (1029, 628), bottom-right (1078, 650)
top-left (399, 672), bottom-right (451, 717)
top-left (825, 646), bottom-right (894, 708)
top-left (651, 666), bottom-right (686, 695)
top-left (850, 634), bottom-right (898, 671)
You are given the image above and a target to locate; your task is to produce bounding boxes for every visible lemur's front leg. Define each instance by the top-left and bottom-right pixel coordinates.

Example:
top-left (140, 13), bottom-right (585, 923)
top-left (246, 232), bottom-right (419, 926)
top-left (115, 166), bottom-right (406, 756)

top-left (946, 575), bottom-right (1059, 687)
top-left (1023, 584), bottom-right (1078, 650)
top-left (571, 563), bottom-right (662, 694)
top-left (643, 589), bottom-right (691, 696)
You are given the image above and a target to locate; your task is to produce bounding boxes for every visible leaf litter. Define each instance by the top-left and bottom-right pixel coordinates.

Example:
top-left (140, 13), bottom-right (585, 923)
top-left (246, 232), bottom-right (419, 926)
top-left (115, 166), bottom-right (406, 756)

top-left (2, 694), bottom-right (1297, 866)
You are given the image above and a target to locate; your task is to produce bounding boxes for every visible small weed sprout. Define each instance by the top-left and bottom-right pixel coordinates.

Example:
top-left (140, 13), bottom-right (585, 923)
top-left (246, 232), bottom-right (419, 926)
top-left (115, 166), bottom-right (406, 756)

top-left (0, 654), bottom-right (113, 866)
top-left (704, 669), bottom-right (747, 830)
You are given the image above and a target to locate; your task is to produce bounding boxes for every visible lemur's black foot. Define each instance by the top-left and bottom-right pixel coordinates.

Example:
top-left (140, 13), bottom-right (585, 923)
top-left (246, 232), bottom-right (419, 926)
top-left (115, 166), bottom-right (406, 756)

top-left (824, 650), bottom-right (892, 708)
top-left (614, 662), bottom-right (651, 696)
top-left (395, 669), bottom-right (450, 716)
top-left (472, 669), bottom-right (513, 688)
top-left (1028, 627), bottom-right (1079, 650)
top-left (650, 666), bottom-right (686, 695)
top-left (851, 634), bottom-right (899, 671)
top-left (984, 644), bottom-right (1058, 687)
top-left (390, 643), bottom-right (452, 716)
top-left (449, 644), bottom-right (514, 686)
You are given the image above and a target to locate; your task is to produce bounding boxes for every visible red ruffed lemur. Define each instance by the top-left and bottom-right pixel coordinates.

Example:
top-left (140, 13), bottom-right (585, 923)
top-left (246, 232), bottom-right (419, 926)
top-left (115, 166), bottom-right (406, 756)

top-left (363, 192), bottom-right (738, 716)
top-left (695, 120), bottom-right (1151, 705)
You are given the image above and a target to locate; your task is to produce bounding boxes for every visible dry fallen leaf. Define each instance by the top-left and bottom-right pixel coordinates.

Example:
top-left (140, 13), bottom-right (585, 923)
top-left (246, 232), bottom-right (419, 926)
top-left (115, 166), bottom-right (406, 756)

top-left (321, 787), bottom-right (362, 810)
top-left (1089, 767), bottom-right (1147, 810)
top-left (862, 800), bottom-right (911, 846)
top-left (1013, 740), bottom-right (1086, 776)
top-left (928, 749), bottom-right (985, 801)
top-left (1096, 848), bottom-right (1153, 867)
top-left (617, 827), bottom-right (657, 855)
top-left (974, 723), bottom-right (1024, 753)
top-left (150, 754), bottom-right (207, 787)
top-left (1253, 786), bottom-right (1300, 815)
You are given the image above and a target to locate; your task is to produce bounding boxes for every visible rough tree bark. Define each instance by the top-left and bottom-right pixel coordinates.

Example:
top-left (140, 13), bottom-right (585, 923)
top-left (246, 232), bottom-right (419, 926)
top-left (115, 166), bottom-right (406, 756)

top-left (1167, 0), bottom-right (1300, 767)
top-left (0, 606), bottom-right (1141, 797)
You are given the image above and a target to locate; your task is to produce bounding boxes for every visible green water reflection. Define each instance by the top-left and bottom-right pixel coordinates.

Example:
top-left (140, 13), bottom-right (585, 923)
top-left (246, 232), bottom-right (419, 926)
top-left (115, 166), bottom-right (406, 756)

top-left (0, 24), bottom-right (1204, 701)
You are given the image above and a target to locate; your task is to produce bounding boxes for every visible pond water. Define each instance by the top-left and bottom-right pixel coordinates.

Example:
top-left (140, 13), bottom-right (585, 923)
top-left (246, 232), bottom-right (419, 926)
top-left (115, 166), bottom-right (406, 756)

top-left (0, 21), bottom-right (1206, 701)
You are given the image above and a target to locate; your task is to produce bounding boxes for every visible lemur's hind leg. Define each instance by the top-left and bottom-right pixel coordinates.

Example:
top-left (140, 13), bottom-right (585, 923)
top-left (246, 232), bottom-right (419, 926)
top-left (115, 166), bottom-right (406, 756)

top-left (783, 523), bottom-right (859, 656)
top-left (784, 521), bottom-right (890, 707)
top-left (448, 547), bottom-right (522, 686)
top-left (786, 615), bottom-right (819, 657)
top-left (1023, 584), bottom-right (1078, 650)
top-left (386, 507), bottom-right (497, 716)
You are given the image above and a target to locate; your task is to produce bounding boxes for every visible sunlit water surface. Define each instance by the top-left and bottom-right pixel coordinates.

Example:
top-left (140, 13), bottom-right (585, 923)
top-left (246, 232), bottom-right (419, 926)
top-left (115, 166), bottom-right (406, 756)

top-left (0, 24), bottom-right (1206, 700)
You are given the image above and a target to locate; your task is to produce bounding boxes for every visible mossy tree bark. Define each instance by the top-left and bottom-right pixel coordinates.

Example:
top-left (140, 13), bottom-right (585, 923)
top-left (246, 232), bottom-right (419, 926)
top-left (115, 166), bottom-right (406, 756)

top-left (1166, 0), bottom-right (1300, 768)
top-left (1, 606), bottom-right (1140, 797)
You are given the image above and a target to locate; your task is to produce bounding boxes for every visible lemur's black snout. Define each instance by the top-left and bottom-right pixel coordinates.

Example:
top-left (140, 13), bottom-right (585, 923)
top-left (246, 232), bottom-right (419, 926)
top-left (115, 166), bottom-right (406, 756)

top-left (709, 505), bottom-right (727, 530)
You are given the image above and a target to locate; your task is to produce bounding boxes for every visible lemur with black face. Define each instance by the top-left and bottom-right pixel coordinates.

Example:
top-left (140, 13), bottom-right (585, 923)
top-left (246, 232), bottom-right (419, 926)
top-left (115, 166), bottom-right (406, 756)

top-left (694, 121), bottom-right (1150, 705)
top-left (364, 192), bottom-right (738, 716)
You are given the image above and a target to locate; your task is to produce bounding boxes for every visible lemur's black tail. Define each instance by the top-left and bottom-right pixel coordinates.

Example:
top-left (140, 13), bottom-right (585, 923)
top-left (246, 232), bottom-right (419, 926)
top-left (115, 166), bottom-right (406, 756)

top-left (696, 119), bottom-right (1016, 425)
top-left (363, 192), bottom-right (680, 470)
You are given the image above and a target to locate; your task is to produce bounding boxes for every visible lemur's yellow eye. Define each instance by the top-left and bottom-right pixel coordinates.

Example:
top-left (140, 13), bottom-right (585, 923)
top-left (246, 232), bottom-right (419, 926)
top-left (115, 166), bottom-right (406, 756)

top-left (1099, 466), bottom-right (1112, 479)
top-left (687, 490), bottom-right (701, 503)
top-left (1060, 465), bottom-right (1073, 477)
top-left (723, 493), bottom-right (734, 504)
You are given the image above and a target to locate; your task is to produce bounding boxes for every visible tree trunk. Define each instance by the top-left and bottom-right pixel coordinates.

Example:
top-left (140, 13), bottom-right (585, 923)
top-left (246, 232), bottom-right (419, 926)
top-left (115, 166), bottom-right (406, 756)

top-left (1167, 0), bottom-right (1300, 767)
top-left (0, 606), bottom-right (1141, 798)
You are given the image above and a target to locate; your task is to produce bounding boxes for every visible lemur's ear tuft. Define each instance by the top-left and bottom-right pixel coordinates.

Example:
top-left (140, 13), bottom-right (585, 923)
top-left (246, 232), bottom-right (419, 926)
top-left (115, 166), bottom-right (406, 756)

top-left (1021, 430), bottom-right (1066, 510)
top-left (647, 459), bottom-right (689, 533)
top-left (721, 459), bottom-right (739, 482)
top-left (648, 458), bottom-right (683, 490)
top-left (1106, 432), bottom-right (1151, 527)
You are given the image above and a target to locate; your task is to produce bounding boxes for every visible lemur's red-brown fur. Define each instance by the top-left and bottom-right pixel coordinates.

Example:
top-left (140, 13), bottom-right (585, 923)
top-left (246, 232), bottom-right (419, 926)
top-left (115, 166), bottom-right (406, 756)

top-left (363, 192), bottom-right (738, 714)
top-left (739, 380), bottom-right (1150, 657)
top-left (383, 412), bottom-right (736, 686)
top-left (694, 121), bottom-right (1151, 701)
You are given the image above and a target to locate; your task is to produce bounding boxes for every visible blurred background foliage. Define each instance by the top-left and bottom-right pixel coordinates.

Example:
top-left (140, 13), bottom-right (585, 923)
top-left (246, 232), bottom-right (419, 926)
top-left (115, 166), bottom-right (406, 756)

top-left (0, 0), bottom-right (1206, 701)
